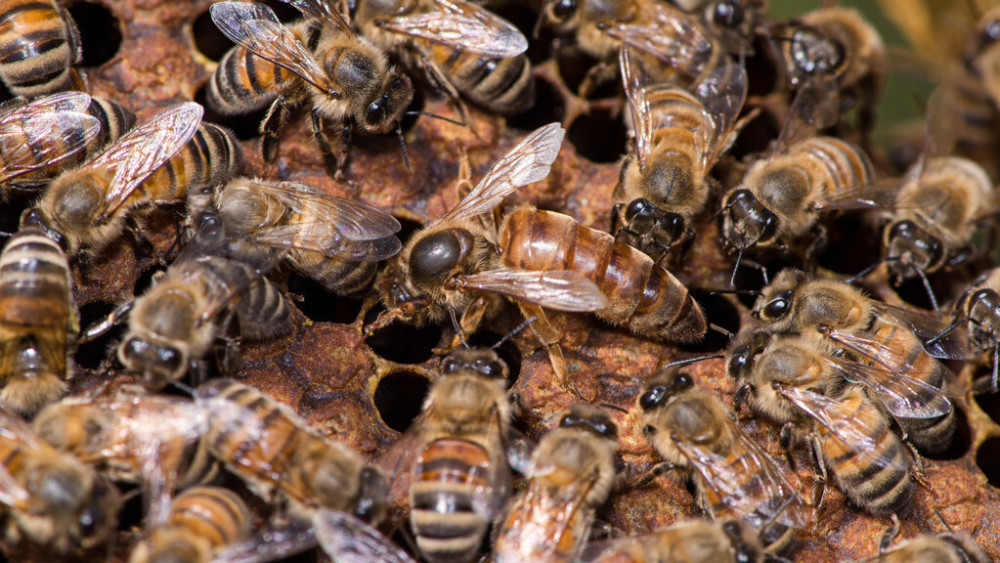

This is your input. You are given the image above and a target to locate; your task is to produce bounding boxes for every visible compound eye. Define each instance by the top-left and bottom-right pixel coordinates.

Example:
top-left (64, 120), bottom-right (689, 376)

top-left (559, 413), bottom-right (579, 427)
top-left (639, 385), bottom-right (668, 410)
top-left (727, 345), bottom-right (751, 378)
top-left (365, 97), bottom-right (387, 126)
top-left (624, 198), bottom-right (651, 222)
top-left (712, 2), bottom-right (743, 27)
top-left (410, 231), bottom-right (464, 281)
top-left (759, 212), bottom-right (778, 242)
top-left (475, 359), bottom-right (506, 379)
top-left (442, 357), bottom-right (462, 374)
top-left (552, 0), bottom-right (576, 19)
top-left (674, 372), bottom-right (693, 390)
top-left (761, 291), bottom-right (792, 320)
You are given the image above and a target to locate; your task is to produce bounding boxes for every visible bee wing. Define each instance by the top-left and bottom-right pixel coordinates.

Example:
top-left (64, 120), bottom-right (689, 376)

top-left (215, 512), bottom-right (319, 563)
top-left (619, 45), bottom-right (657, 168)
top-left (603, 3), bottom-right (712, 72)
top-left (873, 302), bottom-right (976, 360)
top-left (673, 426), bottom-right (808, 530)
top-left (247, 181), bottom-right (402, 261)
top-left (440, 123), bottom-right (565, 222)
top-left (278, 0), bottom-right (354, 30)
top-left (771, 76), bottom-right (842, 153)
top-left (452, 268), bottom-right (608, 312)
top-left (773, 384), bottom-right (911, 474)
top-left (87, 102), bottom-right (203, 221)
top-left (210, 1), bottom-right (336, 95)
top-left (0, 93), bottom-right (102, 183)
top-left (379, 0), bottom-right (527, 57)
top-left (809, 180), bottom-right (898, 212)
top-left (694, 59), bottom-right (748, 170)
top-left (823, 353), bottom-right (952, 420)
top-left (314, 509), bottom-right (418, 563)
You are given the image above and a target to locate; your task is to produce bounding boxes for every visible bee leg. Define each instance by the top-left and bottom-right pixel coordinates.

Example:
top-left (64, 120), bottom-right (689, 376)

top-left (411, 52), bottom-right (470, 130)
top-left (518, 302), bottom-right (581, 399)
top-left (629, 461), bottom-right (676, 489)
top-left (803, 224), bottom-right (829, 269)
top-left (879, 513), bottom-right (901, 553)
top-left (123, 213), bottom-right (163, 266)
top-left (532, 58), bottom-right (590, 128)
top-left (905, 441), bottom-right (932, 491)
top-left (577, 61), bottom-right (616, 100)
top-left (808, 433), bottom-right (828, 511)
top-left (261, 96), bottom-right (290, 162)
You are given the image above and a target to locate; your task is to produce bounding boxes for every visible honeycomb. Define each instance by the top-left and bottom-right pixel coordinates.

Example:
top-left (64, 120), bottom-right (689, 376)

top-left (0, 0), bottom-right (998, 561)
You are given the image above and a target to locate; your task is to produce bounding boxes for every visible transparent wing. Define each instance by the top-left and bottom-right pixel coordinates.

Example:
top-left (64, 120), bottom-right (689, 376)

top-left (824, 353), bottom-right (953, 419)
top-left (380, 0), bottom-right (527, 57)
top-left (278, 0), bottom-right (354, 31)
top-left (772, 76), bottom-right (841, 153)
top-left (603, 4), bottom-right (713, 72)
top-left (619, 45), bottom-right (656, 167)
top-left (215, 513), bottom-right (319, 563)
top-left (314, 510), bottom-right (418, 563)
top-left (440, 123), bottom-right (565, 222)
top-left (0, 92), bottom-right (101, 182)
top-left (248, 181), bottom-right (402, 261)
top-left (773, 384), bottom-right (911, 474)
top-left (810, 181), bottom-right (898, 212)
top-left (695, 58), bottom-right (748, 170)
top-left (452, 268), bottom-right (608, 312)
top-left (210, 1), bottom-right (336, 94)
top-left (874, 302), bottom-right (976, 360)
top-left (91, 102), bottom-right (203, 221)
top-left (674, 425), bottom-right (808, 530)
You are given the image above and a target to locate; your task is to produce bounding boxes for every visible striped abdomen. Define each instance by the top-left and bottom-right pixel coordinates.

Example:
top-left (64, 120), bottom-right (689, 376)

top-left (233, 267), bottom-right (293, 341)
top-left (411, 438), bottom-right (494, 563)
top-left (0, 0), bottom-right (79, 97)
top-left (290, 249), bottom-right (377, 297)
top-left (158, 486), bottom-right (251, 553)
top-left (79, 97), bottom-right (136, 161)
top-left (785, 136), bottom-right (875, 202)
top-left (421, 41), bottom-right (534, 115)
top-left (499, 208), bottom-right (706, 343)
top-left (0, 229), bottom-right (75, 385)
top-left (819, 389), bottom-right (913, 517)
top-left (207, 44), bottom-right (297, 115)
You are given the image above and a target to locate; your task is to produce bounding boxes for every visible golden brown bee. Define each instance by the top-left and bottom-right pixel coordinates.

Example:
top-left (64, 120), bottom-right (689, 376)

top-left (0, 228), bottom-right (77, 416)
top-left (952, 268), bottom-right (1000, 392)
top-left (614, 53), bottom-right (749, 258)
top-left (0, 0), bottom-right (82, 98)
top-left (875, 531), bottom-right (991, 563)
top-left (207, 0), bottom-right (413, 173)
top-left (637, 370), bottom-right (809, 552)
top-left (351, 0), bottom-right (534, 115)
top-left (719, 135), bottom-right (878, 263)
top-left (772, 7), bottom-right (887, 137)
top-left (580, 518), bottom-right (764, 563)
top-left (195, 378), bottom-right (388, 523)
top-left (969, 8), bottom-right (1000, 113)
top-left (128, 486), bottom-right (253, 563)
top-left (405, 346), bottom-right (514, 563)
top-left (212, 177), bottom-right (402, 296)
top-left (0, 91), bottom-right (101, 187)
top-left (0, 405), bottom-right (121, 552)
top-left (494, 404), bottom-right (621, 563)
top-left (773, 384), bottom-right (915, 518)
top-left (752, 269), bottom-right (969, 455)
top-left (880, 156), bottom-right (996, 299)
top-left (26, 102), bottom-right (242, 256)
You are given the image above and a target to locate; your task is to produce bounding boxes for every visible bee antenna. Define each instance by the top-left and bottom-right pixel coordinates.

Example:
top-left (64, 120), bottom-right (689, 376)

top-left (168, 380), bottom-right (196, 397)
top-left (599, 402), bottom-right (629, 414)
top-left (912, 265), bottom-right (940, 313)
top-left (449, 309), bottom-right (470, 349)
top-left (925, 314), bottom-right (968, 347)
top-left (404, 111), bottom-right (467, 127)
top-left (493, 316), bottom-right (538, 349)
top-left (933, 509), bottom-right (956, 533)
top-left (844, 256), bottom-right (887, 284)
top-left (660, 354), bottom-right (724, 370)
top-left (708, 323), bottom-right (735, 340)
top-left (709, 288), bottom-right (761, 297)
top-left (730, 244), bottom-right (746, 288)
top-left (396, 123), bottom-right (411, 170)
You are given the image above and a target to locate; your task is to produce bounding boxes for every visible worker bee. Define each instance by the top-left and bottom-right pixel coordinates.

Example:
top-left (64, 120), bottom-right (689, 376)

top-left (350, 0), bottom-right (534, 115)
top-left (949, 268), bottom-right (1000, 393)
top-left (772, 7), bottom-right (887, 138)
top-left (195, 378), bottom-right (388, 523)
top-left (0, 228), bottom-right (77, 416)
top-left (0, 405), bottom-right (121, 552)
top-left (874, 531), bottom-right (991, 563)
top-left (26, 102), bottom-right (235, 256)
top-left (0, 0), bottom-right (82, 98)
top-left (614, 52), bottom-right (749, 259)
top-left (671, 0), bottom-right (765, 56)
top-left (580, 518), bottom-right (763, 563)
top-left (751, 269), bottom-right (970, 455)
top-left (494, 404), bottom-right (621, 563)
top-left (207, 0), bottom-right (413, 174)
top-left (212, 177), bottom-right (402, 296)
top-left (773, 384), bottom-right (915, 518)
top-left (0, 91), bottom-right (101, 188)
top-left (969, 7), bottom-right (1000, 113)
top-left (404, 346), bottom-right (514, 563)
top-left (541, 0), bottom-right (721, 99)
top-left (128, 486), bottom-right (253, 563)
top-left (638, 370), bottom-right (809, 552)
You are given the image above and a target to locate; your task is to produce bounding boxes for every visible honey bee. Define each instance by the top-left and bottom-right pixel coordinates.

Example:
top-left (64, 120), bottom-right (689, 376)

top-left (540, 0), bottom-right (720, 97)
top-left (212, 177), bottom-right (402, 296)
top-left (0, 405), bottom-right (121, 552)
top-left (952, 268), bottom-right (1000, 392)
top-left (874, 531), bottom-right (991, 563)
top-left (718, 134), bottom-right (878, 266)
top-left (0, 91), bottom-right (101, 187)
top-left (0, 228), bottom-right (77, 416)
top-left (751, 269), bottom-right (970, 455)
top-left (195, 378), bottom-right (389, 523)
top-left (614, 52), bottom-right (749, 258)
top-left (25, 102), bottom-right (235, 256)
top-left (772, 384), bottom-right (915, 518)
top-left (405, 346), bottom-right (514, 563)
top-left (969, 8), bottom-right (1000, 113)
top-left (0, 0), bottom-right (82, 98)
top-left (494, 404), bottom-right (621, 563)
top-left (128, 486), bottom-right (252, 563)
top-left (880, 156), bottom-right (996, 304)
top-left (670, 0), bottom-right (765, 56)
top-left (580, 518), bottom-right (764, 563)
top-left (207, 0), bottom-right (413, 174)
top-left (350, 0), bottom-right (534, 115)
top-left (638, 370), bottom-right (809, 552)
top-left (772, 7), bottom-right (887, 138)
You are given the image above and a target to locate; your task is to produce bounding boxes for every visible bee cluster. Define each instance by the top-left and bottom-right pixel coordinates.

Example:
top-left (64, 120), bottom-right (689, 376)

top-left (0, 0), bottom-right (999, 561)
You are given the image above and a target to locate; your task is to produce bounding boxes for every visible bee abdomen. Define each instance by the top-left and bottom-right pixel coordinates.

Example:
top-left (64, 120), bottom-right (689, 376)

top-left (305, 255), bottom-right (377, 296)
top-left (208, 46), bottom-right (291, 115)
top-left (165, 486), bottom-right (251, 549)
top-left (84, 97), bottom-right (136, 160)
top-left (442, 48), bottom-right (534, 114)
top-left (234, 275), bottom-right (293, 341)
top-left (0, 0), bottom-right (78, 97)
top-left (794, 137), bottom-right (874, 197)
top-left (411, 438), bottom-right (493, 563)
top-left (898, 410), bottom-right (956, 457)
top-left (0, 231), bottom-right (72, 328)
